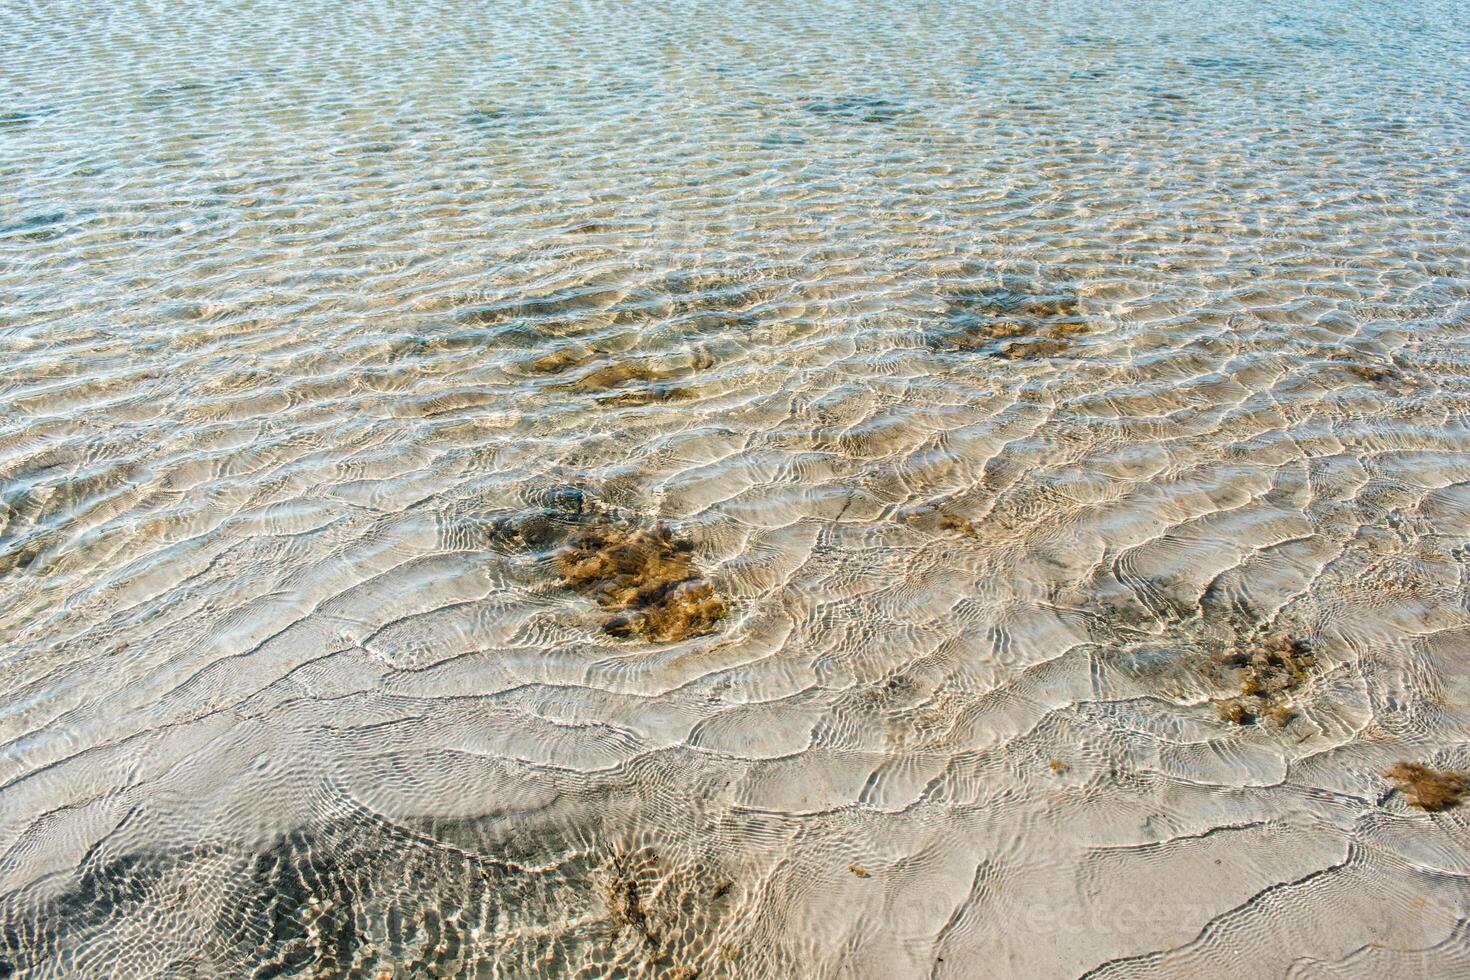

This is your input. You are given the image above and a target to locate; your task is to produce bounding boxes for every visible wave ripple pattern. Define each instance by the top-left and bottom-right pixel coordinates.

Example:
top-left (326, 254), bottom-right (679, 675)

top-left (2, 0), bottom-right (1469, 977)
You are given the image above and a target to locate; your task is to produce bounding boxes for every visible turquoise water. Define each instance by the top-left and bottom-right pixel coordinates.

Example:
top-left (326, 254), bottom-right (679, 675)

top-left (2, 1), bottom-right (1469, 976)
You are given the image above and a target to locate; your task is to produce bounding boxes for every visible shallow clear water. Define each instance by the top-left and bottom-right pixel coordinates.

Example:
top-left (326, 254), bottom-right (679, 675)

top-left (2, 0), bottom-right (1470, 976)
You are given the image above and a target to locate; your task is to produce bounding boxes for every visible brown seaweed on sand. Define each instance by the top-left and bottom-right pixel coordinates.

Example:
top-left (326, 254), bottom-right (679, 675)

top-left (562, 360), bottom-right (691, 406)
top-left (900, 502), bottom-right (978, 538)
top-left (555, 522), bottom-right (728, 641)
top-left (1211, 633), bottom-right (1313, 727)
top-left (605, 851), bottom-right (658, 946)
top-left (526, 345), bottom-right (594, 374)
top-left (1382, 762), bottom-right (1468, 812)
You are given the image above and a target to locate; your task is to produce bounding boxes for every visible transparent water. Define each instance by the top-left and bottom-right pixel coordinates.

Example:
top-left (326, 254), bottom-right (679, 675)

top-left (2, 0), bottom-right (1469, 976)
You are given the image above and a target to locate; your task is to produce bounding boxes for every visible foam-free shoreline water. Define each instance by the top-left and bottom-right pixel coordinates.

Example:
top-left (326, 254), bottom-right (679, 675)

top-left (1, 0), bottom-right (1468, 976)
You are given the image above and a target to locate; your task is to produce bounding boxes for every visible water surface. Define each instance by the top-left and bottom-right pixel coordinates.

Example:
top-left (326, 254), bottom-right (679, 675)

top-left (2, 0), bottom-right (1469, 976)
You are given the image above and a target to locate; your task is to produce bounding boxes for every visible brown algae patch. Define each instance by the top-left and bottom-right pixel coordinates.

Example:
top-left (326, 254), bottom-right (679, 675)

top-left (994, 336), bottom-right (1075, 360)
top-left (901, 502), bottom-right (979, 539)
top-left (562, 360), bottom-right (692, 406)
top-left (527, 344), bottom-right (595, 374)
top-left (605, 850), bottom-right (658, 946)
top-left (936, 512), bottom-right (978, 537)
top-left (1210, 633), bottom-right (1313, 727)
top-left (597, 847), bottom-right (729, 977)
top-left (520, 346), bottom-right (695, 404)
top-left (931, 284), bottom-right (1091, 360)
top-left (1344, 361), bottom-right (1414, 389)
top-left (555, 521), bottom-right (728, 641)
top-left (1383, 762), bottom-right (1468, 812)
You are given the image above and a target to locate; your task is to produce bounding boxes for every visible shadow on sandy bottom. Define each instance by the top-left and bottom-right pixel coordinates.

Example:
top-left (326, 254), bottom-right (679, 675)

top-left (0, 809), bottom-right (746, 979)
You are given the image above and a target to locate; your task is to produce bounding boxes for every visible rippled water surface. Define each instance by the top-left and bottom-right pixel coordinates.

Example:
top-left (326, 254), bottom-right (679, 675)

top-left (3, 0), bottom-right (1470, 976)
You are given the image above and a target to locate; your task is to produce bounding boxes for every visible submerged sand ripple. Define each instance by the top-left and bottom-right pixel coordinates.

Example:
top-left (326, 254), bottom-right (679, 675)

top-left (1, 0), bottom-right (1469, 977)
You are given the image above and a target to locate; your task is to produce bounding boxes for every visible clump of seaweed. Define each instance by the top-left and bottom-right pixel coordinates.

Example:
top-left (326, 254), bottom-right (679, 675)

top-left (596, 846), bottom-right (735, 977)
top-left (555, 521), bottom-right (728, 642)
top-left (605, 851), bottom-right (658, 946)
top-left (526, 345), bottom-right (594, 375)
top-left (937, 513), bottom-right (978, 537)
top-left (1383, 762), bottom-right (1468, 812)
top-left (562, 360), bottom-right (691, 406)
top-left (930, 284), bottom-right (1090, 360)
top-left (1345, 362), bottom-right (1406, 387)
top-left (900, 502), bottom-right (978, 538)
top-left (1211, 633), bottom-right (1313, 727)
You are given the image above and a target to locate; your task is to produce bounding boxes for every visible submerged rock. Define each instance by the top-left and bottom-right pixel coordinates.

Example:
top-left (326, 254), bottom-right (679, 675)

top-left (555, 522), bottom-right (727, 642)
top-left (1383, 762), bottom-right (1468, 812)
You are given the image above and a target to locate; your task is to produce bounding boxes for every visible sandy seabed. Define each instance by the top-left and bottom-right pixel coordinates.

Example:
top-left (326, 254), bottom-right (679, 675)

top-left (2, 0), bottom-right (1469, 976)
